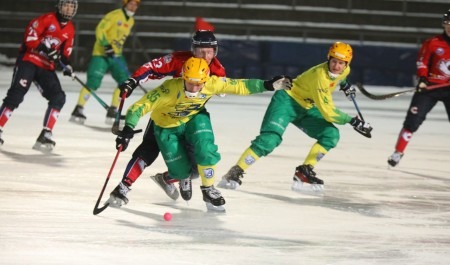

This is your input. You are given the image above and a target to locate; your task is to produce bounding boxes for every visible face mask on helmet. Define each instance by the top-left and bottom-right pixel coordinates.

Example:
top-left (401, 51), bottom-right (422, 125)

top-left (56, 0), bottom-right (78, 21)
top-left (122, 0), bottom-right (140, 17)
top-left (327, 42), bottom-right (353, 64)
top-left (191, 31), bottom-right (218, 56)
top-left (443, 9), bottom-right (450, 25)
top-left (182, 57), bottom-right (210, 98)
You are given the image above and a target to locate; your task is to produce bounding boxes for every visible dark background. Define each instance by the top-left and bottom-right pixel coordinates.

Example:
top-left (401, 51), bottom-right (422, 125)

top-left (1, 0), bottom-right (448, 87)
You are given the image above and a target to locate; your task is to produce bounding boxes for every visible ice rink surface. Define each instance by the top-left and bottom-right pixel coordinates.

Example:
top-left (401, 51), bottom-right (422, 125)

top-left (0, 66), bottom-right (449, 265)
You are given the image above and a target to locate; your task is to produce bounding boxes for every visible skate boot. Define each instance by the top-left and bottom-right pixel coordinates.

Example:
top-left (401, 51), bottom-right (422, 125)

top-left (150, 172), bottom-right (179, 201)
top-left (69, 105), bottom-right (86, 124)
top-left (387, 151), bottom-right (403, 167)
top-left (105, 106), bottom-right (118, 125)
top-left (105, 182), bottom-right (131, 208)
top-left (0, 129), bottom-right (4, 146)
top-left (292, 165), bottom-right (324, 193)
top-left (201, 185), bottom-right (226, 212)
top-left (32, 129), bottom-right (56, 152)
top-left (217, 165), bottom-right (244, 190)
top-left (179, 177), bottom-right (192, 201)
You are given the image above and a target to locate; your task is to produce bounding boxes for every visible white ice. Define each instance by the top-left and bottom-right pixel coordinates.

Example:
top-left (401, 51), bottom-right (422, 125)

top-left (0, 66), bottom-right (449, 265)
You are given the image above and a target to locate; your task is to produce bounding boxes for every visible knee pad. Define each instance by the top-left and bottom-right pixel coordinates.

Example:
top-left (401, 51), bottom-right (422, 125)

top-left (85, 74), bottom-right (103, 91)
top-left (251, 131), bottom-right (282, 157)
top-left (3, 88), bottom-right (27, 110)
top-left (318, 126), bottom-right (340, 150)
top-left (194, 140), bottom-right (220, 166)
top-left (49, 91), bottom-right (66, 110)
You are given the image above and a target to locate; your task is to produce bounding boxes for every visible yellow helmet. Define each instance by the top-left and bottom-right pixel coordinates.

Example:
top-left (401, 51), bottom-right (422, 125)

top-left (122, 0), bottom-right (140, 5)
top-left (182, 57), bottom-right (210, 84)
top-left (328, 42), bottom-right (353, 63)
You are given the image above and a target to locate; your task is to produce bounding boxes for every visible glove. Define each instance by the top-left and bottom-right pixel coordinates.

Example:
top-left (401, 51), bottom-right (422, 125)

top-left (38, 43), bottom-right (60, 61)
top-left (350, 116), bottom-right (373, 138)
top-left (104, 45), bottom-right (115, 57)
top-left (115, 125), bottom-right (135, 151)
top-left (416, 76), bottom-right (429, 92)
top-left (63, 64), bottom-right (73, 77)
top-left (340, 82), bottom-right (356, 101)
top-left (263, 75), bottom-right (293, 91)
top-left (119, 78), bottom-right (138, 98)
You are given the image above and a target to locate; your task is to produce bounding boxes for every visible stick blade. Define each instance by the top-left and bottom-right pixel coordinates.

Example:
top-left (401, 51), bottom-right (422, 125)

top-left (356, 83), bottom-right (413, 100)
top-left (93, 203), bottom-right (109, 215)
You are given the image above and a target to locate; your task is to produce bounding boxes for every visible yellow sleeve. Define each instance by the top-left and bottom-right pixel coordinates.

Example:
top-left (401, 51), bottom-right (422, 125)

top-left (95, 12), bottom-right (114, 47)
top-left (203, 76), bottom-right (266, 95)
top-left (125, 84), bottom-right (171, 128)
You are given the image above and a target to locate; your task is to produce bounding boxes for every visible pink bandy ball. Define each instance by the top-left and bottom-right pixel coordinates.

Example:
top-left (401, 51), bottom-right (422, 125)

top-left (163, 212), bottom-right (172, 221)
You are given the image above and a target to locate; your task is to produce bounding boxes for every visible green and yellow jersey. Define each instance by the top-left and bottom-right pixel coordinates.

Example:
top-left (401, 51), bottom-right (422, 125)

top-left (92, 8), bottom-right (134, 56)
top-left (286, 62), bottom-right (352, 125)
top-left (125, 76), bottom-right (266, 128)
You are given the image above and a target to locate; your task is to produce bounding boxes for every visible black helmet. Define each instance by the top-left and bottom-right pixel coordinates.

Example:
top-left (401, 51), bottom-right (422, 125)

top-left (191, 31), bottom-right (218, 56)
top-left (55, 0), bottom-right (78, 21)
top-left (444, 9), bottom-right (450, 25)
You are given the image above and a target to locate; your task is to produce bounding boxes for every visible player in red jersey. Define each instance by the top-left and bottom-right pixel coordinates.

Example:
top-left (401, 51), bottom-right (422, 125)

top-left (106, 30), bottom-right (227, 207)
top-left (0, 0), bottom-right (78, 151)
top-left (388, 9), bottom-right (450, 167)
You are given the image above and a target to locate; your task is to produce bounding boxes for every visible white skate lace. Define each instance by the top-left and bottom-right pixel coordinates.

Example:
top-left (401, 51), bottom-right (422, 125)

top-left (389, 152), bottom-right (403, 162)
top-left (180, 179), bottom-right (191, 191)
top-left (118, 182), bottom-right (130, 196)
top-left (206, 187), bottom-right (222, 199)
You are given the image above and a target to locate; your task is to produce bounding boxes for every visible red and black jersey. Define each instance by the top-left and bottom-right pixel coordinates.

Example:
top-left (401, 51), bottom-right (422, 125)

top-left (20, 12), bottom-right (75, 71)
top-left (132, 51), bottom-right (226, 82)
top-left (416, 33), bottom-right (450, 84)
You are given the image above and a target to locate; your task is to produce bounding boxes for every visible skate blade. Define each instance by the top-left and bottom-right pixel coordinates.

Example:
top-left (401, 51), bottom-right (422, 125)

top-left (69, 116), bottom-right (86, 125)
top-left (105, 196), bottom-right (124, 208)
top-left (291, 181), bottom-right (324, 196)
top-left (217, 179), bottom-right (239, 190)
top-left (32, 142), bottom-right (54, 153)
top-left (150, 175), bottom-right (180, 201)
top-left (205, 202), bottom-right (226, 212)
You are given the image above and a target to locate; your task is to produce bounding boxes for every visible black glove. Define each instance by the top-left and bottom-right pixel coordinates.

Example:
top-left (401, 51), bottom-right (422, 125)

top-left (119, 78), bottom-right (138, 98)
top-left (350, 116), bottom-right (373, 138)
top-left (38, 43), bottom-right (60, 61)
top-left (115, 125), bottom-right (135, 151)
top-left (263, 75), bottom-right (293, 91)
top-left (340, 81), bottom-right (356, 100)
top-left (416, 76), bottom-right (429, 92)
top-left (104, 45), bottom-right (115, 57)
top-left (63, 64), bottom-right (73, 77)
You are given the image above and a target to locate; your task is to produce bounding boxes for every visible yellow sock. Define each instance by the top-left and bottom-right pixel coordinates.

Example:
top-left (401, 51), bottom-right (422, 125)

top-left (197, 164), bottom-right (216, 187)
top-left (77, 87), bottom-right (91, 107)
top-left (304, 143), bottom-right (328, 167)
top-left (111, 88), bottom-right (120, 108)
top-left (236, 147), bottom-right (260, 171)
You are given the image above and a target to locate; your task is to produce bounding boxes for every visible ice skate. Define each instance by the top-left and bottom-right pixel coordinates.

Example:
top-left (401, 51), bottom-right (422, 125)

top-left (150, 172), bottom-right (179, 201)
top-left (105, 106), bottom-right (118, 125)
top-left (291, 165), bottom-right (324, 194)
top-left (387, 151), bottom-right (403, 167)
top-left (32, 129), bottom-right (55, 152)
top-left (201, 185), bottom-right (226, 212)
top-left (0, 129), bottom-right (4, 146)
top-left (217, 165), bottom-right (244, 190)
top-left (69, 105), bottom-right (86, 124)
top-left (179, 177), bottom-right (192, 201)
top-left (105, 182), bottom-right (130, 208)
